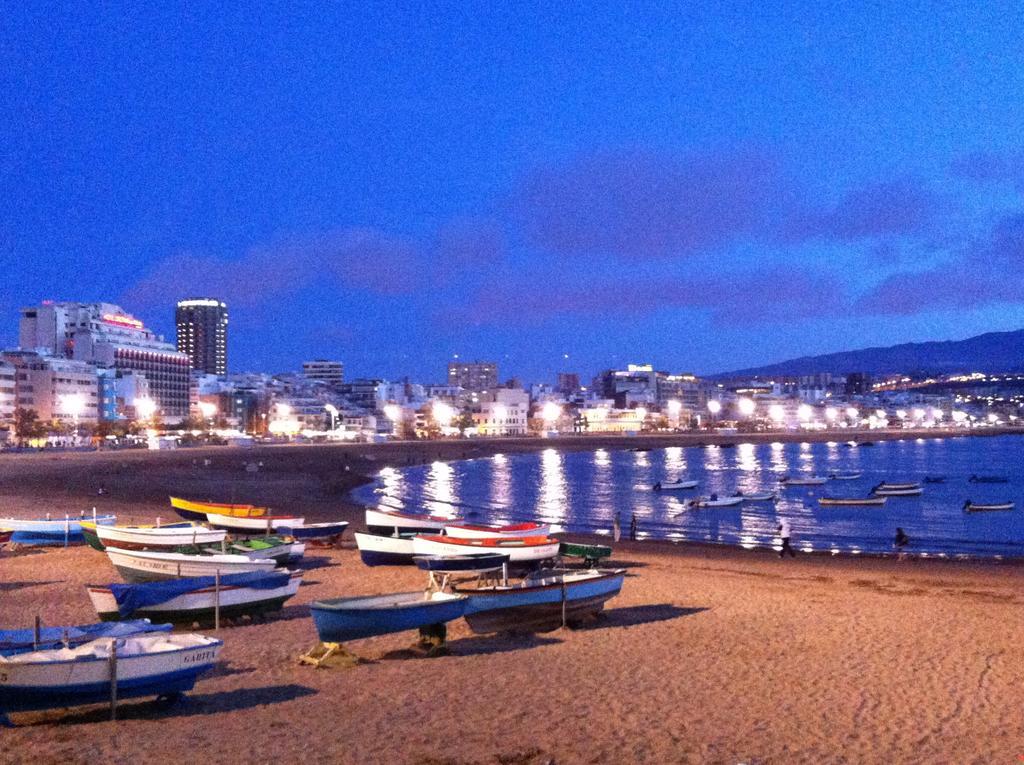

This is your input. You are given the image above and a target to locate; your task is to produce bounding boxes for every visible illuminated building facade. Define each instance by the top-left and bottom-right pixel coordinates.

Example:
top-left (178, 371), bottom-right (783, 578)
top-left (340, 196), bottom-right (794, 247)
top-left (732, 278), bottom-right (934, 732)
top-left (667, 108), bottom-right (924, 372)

top-left (447, 360), bottom-right (498, 392)
top-left (176, 298), bottom-right (228, 375)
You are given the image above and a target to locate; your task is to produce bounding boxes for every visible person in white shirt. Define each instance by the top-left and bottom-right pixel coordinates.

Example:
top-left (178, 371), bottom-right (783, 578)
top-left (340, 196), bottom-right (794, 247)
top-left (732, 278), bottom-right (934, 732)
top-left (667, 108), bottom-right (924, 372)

top-left (778, 518), bottom-right (796, 558)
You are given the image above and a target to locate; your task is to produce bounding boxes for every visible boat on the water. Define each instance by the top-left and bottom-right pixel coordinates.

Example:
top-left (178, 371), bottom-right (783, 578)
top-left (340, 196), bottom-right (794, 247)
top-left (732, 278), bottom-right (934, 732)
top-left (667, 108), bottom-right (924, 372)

top-left (0, 620), bottom-right (170, 656)
top-left (872, 484), bottom-right (923, 497)
top-left (828, 472), bottom-right (863, 480)
top-left (412, 534), bottom-right (561, 564)
top-left (310, 591), bottom-right (468, 643)
top-left (968, 475), bottom-right (1009, 484)
top-left (0, 632), bottom-right (222, 715)
top-left (653, 479), bottom-right (698, 491)
top-left (87, 570), bottom-right (302, 623)
top-left (105, 547), bottom-right (278, 583)
top-left (0, 514), bottom-right (116, 546)
top-left (204, 512), bottom-right (305, 535)
top-left (169, 496), bottom-right (266, 522)
top-left (874, 482), bottom-right (920, 491)
top-left (818, 496), bottom-right (887, 507)
top-left (354, 531), bottom-right (418, 566)
top-left (779, 476), bottom-right (827, 486)
top-left (364, 508), bottom-right (452, 536)
top-left (454, 568), bottom-right (625, 634)
top-left (275, 520), bottom-right (349, 542)
top-left (731, 491), bottom-right (777, 502)
top-left (688, 496), bottom-right (743, 508)
top-left (923, 476), bottom-right (947, 483)
top-left (444, 521), bottom-right (551, 539)
top-left (963, 500), bottom-right (1015, 513)
top-left (80, 520), bottom-right (226, 552)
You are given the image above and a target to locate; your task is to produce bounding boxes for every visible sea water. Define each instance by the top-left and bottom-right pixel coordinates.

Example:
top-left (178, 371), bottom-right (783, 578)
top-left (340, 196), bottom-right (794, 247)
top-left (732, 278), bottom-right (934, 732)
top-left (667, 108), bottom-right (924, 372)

top-left (352, 435), bottom-right (1024, 558)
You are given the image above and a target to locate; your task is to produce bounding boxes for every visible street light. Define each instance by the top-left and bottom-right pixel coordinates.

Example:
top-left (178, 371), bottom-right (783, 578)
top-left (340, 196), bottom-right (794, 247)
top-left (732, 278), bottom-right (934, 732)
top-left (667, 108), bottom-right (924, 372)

top-left (541, 402), bottom-right (562, 425)
top-left (433, 401), bottom-right (455, 428)
top-left (797, 404), bottom-right (813, 421)
top-left (136, 397), bottom-right (157, 421)
top-left (62, 393), bottom-right (85, 442)
top-left (324, 403), bottom-right (338, 431)
top-left (706, 400), bottom-right (722, 416)
top-left (737, 398), bottom-right (755, 417)
top-left (769, 404), bottom-right (785, 424)
top-left (825, 406), bottom-right (838, 421)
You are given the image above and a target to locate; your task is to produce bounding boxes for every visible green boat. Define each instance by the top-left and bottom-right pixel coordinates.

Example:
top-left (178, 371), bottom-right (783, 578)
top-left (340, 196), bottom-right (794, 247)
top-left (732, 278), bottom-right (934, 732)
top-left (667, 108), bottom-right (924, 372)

top-left (559, 541), bottom-right (613, 566)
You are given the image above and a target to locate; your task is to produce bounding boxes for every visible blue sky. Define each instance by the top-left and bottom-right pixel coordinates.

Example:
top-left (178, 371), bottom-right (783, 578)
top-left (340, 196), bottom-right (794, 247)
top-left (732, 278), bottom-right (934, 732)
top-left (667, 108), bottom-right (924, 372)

top-left (4, 2), bottom-right (1024, 381)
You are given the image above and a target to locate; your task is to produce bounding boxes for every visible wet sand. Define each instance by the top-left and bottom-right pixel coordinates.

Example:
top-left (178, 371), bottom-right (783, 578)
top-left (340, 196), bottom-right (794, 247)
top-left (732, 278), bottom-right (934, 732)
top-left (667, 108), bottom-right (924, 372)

top-left (2, 440), bottom-right (1024, 764)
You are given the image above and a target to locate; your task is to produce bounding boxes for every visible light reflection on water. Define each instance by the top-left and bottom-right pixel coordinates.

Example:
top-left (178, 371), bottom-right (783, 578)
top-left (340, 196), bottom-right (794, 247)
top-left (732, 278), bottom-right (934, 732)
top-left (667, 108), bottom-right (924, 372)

top-left (358, 435), bottom-right (1024, 558)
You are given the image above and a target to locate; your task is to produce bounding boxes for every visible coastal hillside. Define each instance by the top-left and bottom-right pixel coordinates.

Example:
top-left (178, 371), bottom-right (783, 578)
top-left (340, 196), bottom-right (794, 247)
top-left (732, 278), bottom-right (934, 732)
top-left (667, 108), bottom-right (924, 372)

top-left (717, 328), bottom-right (1024, 377)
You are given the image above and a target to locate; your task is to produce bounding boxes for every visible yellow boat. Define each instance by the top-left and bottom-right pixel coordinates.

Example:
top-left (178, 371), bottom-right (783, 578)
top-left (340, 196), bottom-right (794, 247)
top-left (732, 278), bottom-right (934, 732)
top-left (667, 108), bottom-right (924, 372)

top-left (169, 496), bottom-right (268, 521)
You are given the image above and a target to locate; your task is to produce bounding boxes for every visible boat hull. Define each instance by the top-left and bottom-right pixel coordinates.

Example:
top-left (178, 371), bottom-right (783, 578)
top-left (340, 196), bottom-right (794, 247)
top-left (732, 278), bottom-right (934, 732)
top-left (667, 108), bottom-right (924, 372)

top-left (354, 532), bottom-right (417, 566)
top-left (412, 535), bottom-right (561, 564)
top-left (0, 636), bottom-right (221, 714)
top-left (1, 515), bottom-right (116, 546)
top-left (204, 513), bottom-right (304, 534)
top-left (819, 498), bottom-right (887, 506)
top-left (84, 522), bottom-right (226, 552)
top-left (310, 591), bottom-right (467, 642)
top-left (88, 575), bottom-right (302, 624)
top-left (444, 523), bottom-right (550, 539)
top-left (364, 508), bottom-right (450, 536)
top-left (276, 521), bottom-right (349, 541)
top-left (457, 570), bottom-right (625, 634)
top-left (106, 548), bottom-right (277, 583)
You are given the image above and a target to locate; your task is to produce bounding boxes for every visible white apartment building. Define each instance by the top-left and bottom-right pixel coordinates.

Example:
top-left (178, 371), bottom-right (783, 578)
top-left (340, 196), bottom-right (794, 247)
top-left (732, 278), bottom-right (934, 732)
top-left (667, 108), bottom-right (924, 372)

top-left (472, 388), bottom-right (529, 436)
top-left (0, 360), bottom-right (15, 423)
top-left (3, 351), bottom-right (99, 423)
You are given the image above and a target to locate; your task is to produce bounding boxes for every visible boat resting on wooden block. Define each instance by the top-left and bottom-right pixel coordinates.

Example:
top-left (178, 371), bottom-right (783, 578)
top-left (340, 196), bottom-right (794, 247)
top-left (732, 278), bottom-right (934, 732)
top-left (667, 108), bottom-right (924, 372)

top-left (354, 531), bottom-right (418, 566)
top-left (310, 591), bottom-right (468, 643)
top-left (412, 534), bottom-right (561, 564)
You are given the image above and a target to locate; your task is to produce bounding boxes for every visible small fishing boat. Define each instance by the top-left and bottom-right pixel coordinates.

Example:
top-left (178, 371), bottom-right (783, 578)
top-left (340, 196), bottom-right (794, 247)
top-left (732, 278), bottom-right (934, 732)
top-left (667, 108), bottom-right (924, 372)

top-left (80, 520), bottom-right (226, 552)
top-left (364, 508), bottom-right (452, 536)
top-left (105, 547), bottom-right (278, 583)
top-left (731, 491), bottom-right (777, 502)
top-left (444, 521), bottom-right (551, 539)
top-left (818, 496), bottom-right (887, 507)
top-left (688, 496), bottom-right (743, 508)
top-left (412, 534), bottom-right (561, 564)
top-left (0, 514), bottom-right (116, 546)
top-left (226, 536), bottom-right (305, 565)
top-left (310, 591), bottom-right (468, 643)
top-left (454, 568), bottom-right (626, 634)
top-left (872, 484), bottom-right (923, 497)
top-left (275, 520), bottom-right (349, 542)
top-left (875, 482), bottom-right (921, 490)
top-left (169, 496), bottom-right (266, 522)
top-left (203, 512), bottom-right (305, 535)
top-left (968, 475), bottom-right (1009, 484)
top-left (828, 472), bottom-right (863, 480)
top-left (354, 531), bottom-right (418, 566)
top-left (412, 553), bottom-right (510, 573)
top-left (87, 570), bottom-right (303, 623)
top-left (653, 479), bottom-right (698, 491)
top-left (779, 476), bottom-right (827, 486)
top-left (0, 632), bottom-right (222, 715)
top-left (0, 620), bottom-right (171, 656)
top-left (963, 500), bottom-right (1015, 513)
top-left (559, 541), bottom-right (613, 565)
top-left (923, 476), bottom-right (946, 483)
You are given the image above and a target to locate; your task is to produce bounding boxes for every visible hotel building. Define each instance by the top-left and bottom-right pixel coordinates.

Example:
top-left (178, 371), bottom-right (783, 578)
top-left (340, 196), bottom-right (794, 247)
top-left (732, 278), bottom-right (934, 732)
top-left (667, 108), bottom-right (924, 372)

top-left (20, 302), bottom-right (190, 420)
top-left (303, 360), bottom-right (344, 384)
top-left (176, 298), bottom-right (228, 376)
top-left (2, 350), bottom-right (99, 423)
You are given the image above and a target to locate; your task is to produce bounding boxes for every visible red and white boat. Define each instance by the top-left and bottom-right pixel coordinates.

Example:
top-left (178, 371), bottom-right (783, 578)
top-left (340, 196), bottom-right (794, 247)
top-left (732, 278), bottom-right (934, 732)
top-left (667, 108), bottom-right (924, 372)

top-left (411, 534), bottom-right (560, 564)
top-left (364, 508), bottom-right (453, 536)
top-left (444, 521), bottom-right (551, 540)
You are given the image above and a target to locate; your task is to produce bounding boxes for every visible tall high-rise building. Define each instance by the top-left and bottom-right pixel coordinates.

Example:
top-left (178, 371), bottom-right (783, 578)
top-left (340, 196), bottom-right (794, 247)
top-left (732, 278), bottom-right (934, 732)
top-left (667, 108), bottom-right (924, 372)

top-left (447, 360), bottom-right (498, 392)
top-left (176, 299), bottom-right (228, 376)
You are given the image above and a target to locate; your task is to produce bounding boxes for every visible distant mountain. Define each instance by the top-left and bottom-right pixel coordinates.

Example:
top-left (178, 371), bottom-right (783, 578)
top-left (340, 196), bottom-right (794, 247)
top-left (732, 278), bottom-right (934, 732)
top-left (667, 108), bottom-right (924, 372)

top-left (716, 329), bottom-right (1024, 378)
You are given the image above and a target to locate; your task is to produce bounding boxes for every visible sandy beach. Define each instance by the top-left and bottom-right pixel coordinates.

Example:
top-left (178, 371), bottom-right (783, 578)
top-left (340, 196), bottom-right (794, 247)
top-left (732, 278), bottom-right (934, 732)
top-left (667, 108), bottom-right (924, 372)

top-left (2, 438), bottom-right (1024, 764)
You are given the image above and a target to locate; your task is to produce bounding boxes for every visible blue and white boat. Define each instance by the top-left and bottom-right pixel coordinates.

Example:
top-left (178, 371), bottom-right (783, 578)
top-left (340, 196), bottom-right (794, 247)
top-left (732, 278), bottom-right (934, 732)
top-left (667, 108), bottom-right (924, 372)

top-left (0, 632), bottom-right (222, 715)
top-left (364, 507), bottom-right (451, 536)
top-left (413, 553), bottom-right (510, 573)
top-left (0, 619), bottom-right (170, 656)
top-left (310, 591), bottom-right (467, 643)
top-left (354, 531), bottom-right (418, 566)
top-left (0, 513), bottom-right (116, 546)
top-left (276, 520), bottom-right (349, 542)
top-left (454, 568), bottom-right (625, 634)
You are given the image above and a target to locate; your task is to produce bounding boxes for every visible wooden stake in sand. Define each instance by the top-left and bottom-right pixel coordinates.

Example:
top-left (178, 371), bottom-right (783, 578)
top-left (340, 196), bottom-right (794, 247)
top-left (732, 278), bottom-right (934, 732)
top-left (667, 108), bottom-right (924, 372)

top-left (214, 569), bottom-right (221, 631)
top-left (109, 640), bottom-right (118, 721)
top-left (33, 615), bottom-right (40, 650)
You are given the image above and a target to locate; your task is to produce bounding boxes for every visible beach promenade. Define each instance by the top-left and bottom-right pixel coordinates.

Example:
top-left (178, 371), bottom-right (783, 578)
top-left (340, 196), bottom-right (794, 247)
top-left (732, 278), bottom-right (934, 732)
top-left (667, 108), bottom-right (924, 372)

top-left (2, 434), bottom-right (1024, 763)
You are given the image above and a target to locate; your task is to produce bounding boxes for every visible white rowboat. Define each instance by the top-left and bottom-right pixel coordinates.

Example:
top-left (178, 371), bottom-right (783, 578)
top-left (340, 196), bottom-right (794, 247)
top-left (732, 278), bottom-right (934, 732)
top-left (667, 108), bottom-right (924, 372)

top-left (105, 547), bottom-right (278, 583)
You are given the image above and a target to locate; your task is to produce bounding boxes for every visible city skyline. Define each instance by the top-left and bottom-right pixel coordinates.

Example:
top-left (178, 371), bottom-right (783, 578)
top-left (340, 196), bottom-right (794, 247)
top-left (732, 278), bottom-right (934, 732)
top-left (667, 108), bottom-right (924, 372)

top-left (6, 5), bottom-right (1024, 379)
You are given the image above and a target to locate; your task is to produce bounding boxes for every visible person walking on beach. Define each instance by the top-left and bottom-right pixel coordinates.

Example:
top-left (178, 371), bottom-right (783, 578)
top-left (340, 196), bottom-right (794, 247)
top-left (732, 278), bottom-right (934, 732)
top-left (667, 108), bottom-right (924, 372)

top-left (629, 512), bottom-right (638, 541)
top-left (778, 518), bottom-right (796, 558)
top-left (894, 527), bottom-right (910, 559)
top-left (613, 511), bottom-right (622, 543)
